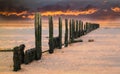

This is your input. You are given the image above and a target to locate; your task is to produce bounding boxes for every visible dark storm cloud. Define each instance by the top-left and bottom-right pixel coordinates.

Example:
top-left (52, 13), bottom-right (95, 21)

top-left (37, 1), bottom-right (98, 12)
top-left (0, 0), bottom-right (120, 11)
top-left (0, 0), bottom-right (120, 20)
top-left (0, 0), bottom-right (28, 12)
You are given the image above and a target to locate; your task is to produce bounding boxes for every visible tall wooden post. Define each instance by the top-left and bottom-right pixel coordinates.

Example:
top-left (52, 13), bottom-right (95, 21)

top-left (58, 17), bottom-right (62, 49)
top-left (84, 23), bottom-right (86, 34)
top-left (49, 16), bottom-right (54, 53)
top-left (86, 22), bottom-right (89, 33)
top-left (69, 19), bottom-right (72, 44)
top-left (82, 21), bottom-right (84, 35)
top-left (79, 21), bottom-right (83, 36)
top-left (76, 20), bottom-right (79, 38)
top-left (81, 21), bottom-right (83, 31)
top-left (78, 20), bottom-right (79, 37)
top-left (34, 13), bottom-right (42, 60)
top-left (71, 19), bottom-right (75, 42)
top-left (78, 20), bottom-right (81, 37)
top-left (64, 19), bottom-right (68, 47)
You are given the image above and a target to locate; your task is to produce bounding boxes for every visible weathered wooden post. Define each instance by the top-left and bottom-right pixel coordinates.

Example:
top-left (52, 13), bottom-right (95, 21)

top-left (80, 21), bottom-right (84, 36)
top-left (49, 16), bottom-right (54, 53)
top-left (64, 19), bottom-right (68, 47)
top-left (13, 46), bottom-right (21, 71)
top-left (78, 20), bottom-right (81, 37)
top-left (71, 19), bottom-right (75, 42)
top-left (88, 23), bottom-right (90, 32)
top-left (24, 50), bottom-right (29, 64)
top-left (89, 23), bottom-right (91, 31)
top-left (34, 12), bottom-right (42, 60)
top-left (58, 17), bottom-right (62, 49)
top-left (69, 19), bottom-right (72, 44)
top-left (81, 21), bottom-right (84, 35)
top-left (19, 44), bottom-right (25, 64)
top-left (87, 22), bottom-right (90, 33)
top-left (84, 23), bottom-right (86, 34)
top-left (78, 20), bottom-right (80, 37)
top-left (86, 22), bottom-right (89, 33)
top-left (76, 20), bottom-right (79, 38)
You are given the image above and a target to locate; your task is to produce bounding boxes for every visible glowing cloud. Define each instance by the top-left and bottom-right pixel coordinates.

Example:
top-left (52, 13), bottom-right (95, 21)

top-left (41, 8), bottom-right (98, 16)
top-left (111, 7), bottom-right (120, 12)
top-left (0, 8), bottom-right (98, 19)
top-left (27, 15), bottom-right (34, 19)
top-left (25, 8), bottom-right (98, 19)
top-left (0, 11), bottom-right (28, 16)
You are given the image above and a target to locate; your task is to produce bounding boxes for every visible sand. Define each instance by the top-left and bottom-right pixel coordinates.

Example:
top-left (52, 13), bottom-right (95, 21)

top-left (0, 27), bottom-right (120, 74)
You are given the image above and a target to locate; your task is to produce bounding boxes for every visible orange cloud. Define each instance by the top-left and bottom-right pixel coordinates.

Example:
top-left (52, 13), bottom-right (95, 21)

top-left (0, 11), bottom-right (27, 16)
top-left (111, 7), bottom-right (120, 12)
top-left (27, 15), bottom-right (34, 19)
top-left (0, 8), bottom-right (98, 19)
top-left (25, 8), bottom-right (98, 19)
top-left (41, 8), bottom-right (98, 16)
top-left (26, 8), bottom-right (98, 19)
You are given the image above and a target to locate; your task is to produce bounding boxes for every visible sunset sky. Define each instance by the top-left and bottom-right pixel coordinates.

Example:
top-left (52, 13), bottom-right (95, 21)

top-left (0, 0), bottom-right (120, 26)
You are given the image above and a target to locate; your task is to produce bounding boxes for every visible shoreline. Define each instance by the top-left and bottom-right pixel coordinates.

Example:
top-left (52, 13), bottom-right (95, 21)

top-left (0, 28), bottom-right (120, 74)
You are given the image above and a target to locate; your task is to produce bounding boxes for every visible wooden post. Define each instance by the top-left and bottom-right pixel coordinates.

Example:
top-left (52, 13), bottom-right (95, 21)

top-left (84, 23), bottom-right (86, 34)
top-left (81, 21), bottom-right (83, 31)
top-left (69, 19), bottom-right (72, 44)
top-left (76, 20), bottom-right (79, 38)
top-left (81, 21), bottom-right (84, 36)
top-left (71, 19), bottom-right (75, 42)
top-left (19, 44), bottom-right (25, 64)
top-left (13, 46), bottom-right (21, 71)
top-left (58, 17), bottom-right (62, 49)
top-left (24, 50), bottom-right (29, 64)
top-left (86, 22), bottom-right (89, 33)
top-left (64, 19), bottom-right (68, 47)
top-left (78, 20), bottom-right (81, 37)
top-left (49, 16), bottom-right (54, 53)
top-left (89, 23), bottom-right (91, 31)
top-left (78, 20), bottom-right (80, 37)
top-left (34, 12), bottom-right (42, 60)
